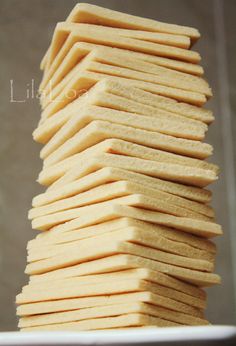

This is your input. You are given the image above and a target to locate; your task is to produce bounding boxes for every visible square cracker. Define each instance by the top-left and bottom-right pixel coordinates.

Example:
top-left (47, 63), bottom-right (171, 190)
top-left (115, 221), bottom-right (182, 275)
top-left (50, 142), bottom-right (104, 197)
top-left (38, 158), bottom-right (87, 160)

top-left (16, 289), bottom-right (205, 317)
top-left (28, 266), bottom-right (206, 300)
top-left (30, 217), bottom-right (216, 255)
top-left (27, 226), bottom-right (214, 263)
top-left (29, 180), bottom-right (213, 220)
top-left (27, 252), bottom-right (221, 287)
top-left (20, 280), bottom-right (204, 317)
top-left (40, 103), bottom-right (207, 160)
top-left (34, 167), bottom-right (212, 207)
top-left (35, 78), bottom-right (212, 144)
top-left (41, 2), bottom-right (200, 71)
top-left (65, 4), bottom-right (199, 38)
top-left (47, 153), bottom-right (216, 191)
top-left (42, 120), bottom-right (212, 171)
top-left (24, 267), bottom-right (206, 303)
top-left (39, 138), bottom-right (217, 187)
top-left (42, 22), bottom-right (199, 90)
top-left (42, 43), bottom-right (207, 97)
top-left (18, 302), bottom-right (208, 329)
top-left (47, 22), bottom-right (199, 66)
top-left (25, 230), bottom-right (214, 276)
top-left (41, 47), bottom-right (210, 107)
top-left (42, 40), bottom-right (203, 78)
top-left (35, 203), bottom-right (222, 238)
top-left (31, 193), bottom-right (218, 232)
top-left (41, 49), bottom-right (203, 114)
top-left (41, 68), bottom-right (206, 120)
top-left (20, 312), bottom-right (180, 331)
top-left (18, 279), bottom-right (204, 319)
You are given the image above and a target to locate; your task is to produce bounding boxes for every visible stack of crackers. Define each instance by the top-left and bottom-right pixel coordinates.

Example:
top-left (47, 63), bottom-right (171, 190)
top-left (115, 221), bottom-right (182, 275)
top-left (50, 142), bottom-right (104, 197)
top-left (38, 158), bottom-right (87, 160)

top-left (16, 3), bottom-right (223, 331)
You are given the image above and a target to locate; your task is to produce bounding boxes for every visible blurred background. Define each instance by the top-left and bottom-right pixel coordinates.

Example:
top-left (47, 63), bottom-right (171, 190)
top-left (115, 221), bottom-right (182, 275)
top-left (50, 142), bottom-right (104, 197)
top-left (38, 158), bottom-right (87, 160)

top-left (0, 0), bottom-right (236, 331)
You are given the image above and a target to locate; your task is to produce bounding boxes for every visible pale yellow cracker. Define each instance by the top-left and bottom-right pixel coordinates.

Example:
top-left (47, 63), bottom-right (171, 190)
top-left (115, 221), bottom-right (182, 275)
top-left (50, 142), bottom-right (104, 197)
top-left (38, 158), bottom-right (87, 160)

top-left (27, 226), bottom-right (214, 264)
top-left (41, 22), bottom-right (200, 91)
top-left (42, 43), bottom-right (206, 96)
top-left (16, 289), bottom-right (204, 317)
top-left (30, 217), bottom-right (216, 255)
top-left (41, 2), bottom-right (200, 71)
top-left (41, 47), bottom-right (210, 107)
top-left (41, 68), bottom-right (206, 120)
top-left (29, 180), bottom-right (213, 221)
top-left (23, 268), bottom-right (206, 305)
top-left (31, 193), bottom-right (216, 231)
top-left (40, 103), bottom-right (207, 159)
top-left (39, 138), bottom-right (217, 187)
top-left (35, 204), bottom-right (221, 238)
top-left (35, 78), bottom-right (212, 144)
top-left (18, 279), bottom-right (204, 320)
top-left (25, 236), bottom-right (214, 276)
top-left (28, 265), bottom-right (206, 300)
top-left (48, 153), bottom-right (216, 190)
top-left (66, 3), bottom-right (199, 38)
top-left (92, 78), bottom-right (212, 121)
top-left (42, 120), bottom-right (212, 170)
top-left (41, 41), bottom-right (203, 77)
top-left (20, 279), bottom-right (204, 318)
top-left (27, 252), bottom-right (221, 287)
top-left (18, 302), bottom-right (208, 329)
top-left (20, 313), bottom-right (180, 331)
top-left (34, 167), bottom-right (212, 207)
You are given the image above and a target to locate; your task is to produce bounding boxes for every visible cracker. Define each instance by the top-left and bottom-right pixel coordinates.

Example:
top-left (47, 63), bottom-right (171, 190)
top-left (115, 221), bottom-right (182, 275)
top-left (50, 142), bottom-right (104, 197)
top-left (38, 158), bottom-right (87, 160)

top-left (20, 313), bottom-right (179, 331)
top-left (41, 62), bottom-right (206, 119)
top-left (35, 78), bottom-right (212, 143)
top-left (25, 236), bottom-right (214, 277)
top-left (35, 204), bottom-right (221, 238)
top-left (29, 265), bottom-right (206, 300)
top-left (41, 22), bottom-right (200, 90)
top-left (99, 78), bottom-right (212, 122)
top-left (39, 138), bottom-right (217, 187)
top-left (29, 180), bottom-right (213, 220)
top-left (40, 104), bottom-right (207, 159)
top-left (31, 193), bottom-right (216, 231)
top-left (42, 41), bottom-right (203, 77)
top-left (17, 289), bottom-right (204, 317)
top-left (72, 49), bottom-right (210, 94)
top-left (41, 2), bottom-right (200, 72)
top-left (41, 45), bottom-right (201, 113)
top-left (18, 302), bottom-right (208, 329)
top-left (16, 279), bottom-right (143, 303)
top-left (24, 268), bottom-right (206, 303)
top-left (18, 279), bottom-right (204, 320)
top-left (21, 279), bottom-right (205, 316)
top-left (27, 226), bottom-right (214, 264)
top-left (17, 3), bottom-right (220, 331)
top-left (47, 153), bottom-right (216, 190)
top-left (34, 167), bottom-right (212, 207)
top-left (50, 21), bottom-right (199, 65)
top-left (42, 121), bottom-right (212, 170)
top-left (93, 78), bottom-right (212, 122)
top-left (41, 47), bottom-right (210, 104)
top-left (40, 72), bottom-right (206, 122)
top-left (68, 4), bottom-right (199, 37)
top-left (41, 80), bottom-right (207, 135)
top-left (29, 217), bottom-right (216, 255)
top-left (27, 252), bottom-right (221, 287)
top-left (42, 43), bottom-right (206, 96)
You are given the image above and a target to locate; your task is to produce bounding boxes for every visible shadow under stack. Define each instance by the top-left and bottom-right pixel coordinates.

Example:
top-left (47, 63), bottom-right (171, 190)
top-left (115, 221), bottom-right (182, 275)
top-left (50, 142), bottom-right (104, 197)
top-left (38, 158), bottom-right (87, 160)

top-left (16, 3), bottom-right (222, 331)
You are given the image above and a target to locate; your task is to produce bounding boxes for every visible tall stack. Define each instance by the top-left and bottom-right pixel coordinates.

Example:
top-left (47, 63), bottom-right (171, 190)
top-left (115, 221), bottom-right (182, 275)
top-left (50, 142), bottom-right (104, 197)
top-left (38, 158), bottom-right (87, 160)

top-left (16, 3), bottom-right (223, 331)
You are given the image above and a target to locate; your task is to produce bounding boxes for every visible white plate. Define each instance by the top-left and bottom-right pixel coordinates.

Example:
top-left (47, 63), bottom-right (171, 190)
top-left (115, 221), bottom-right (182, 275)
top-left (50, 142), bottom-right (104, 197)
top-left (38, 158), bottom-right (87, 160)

top-left (0, 326), bottom-right (236, 345)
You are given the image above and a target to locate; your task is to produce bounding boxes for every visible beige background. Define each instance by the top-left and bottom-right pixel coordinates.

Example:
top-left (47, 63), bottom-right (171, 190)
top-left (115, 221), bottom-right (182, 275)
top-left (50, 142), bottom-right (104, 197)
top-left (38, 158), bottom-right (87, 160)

top-left (0, 0), bottom-right (236, 331)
